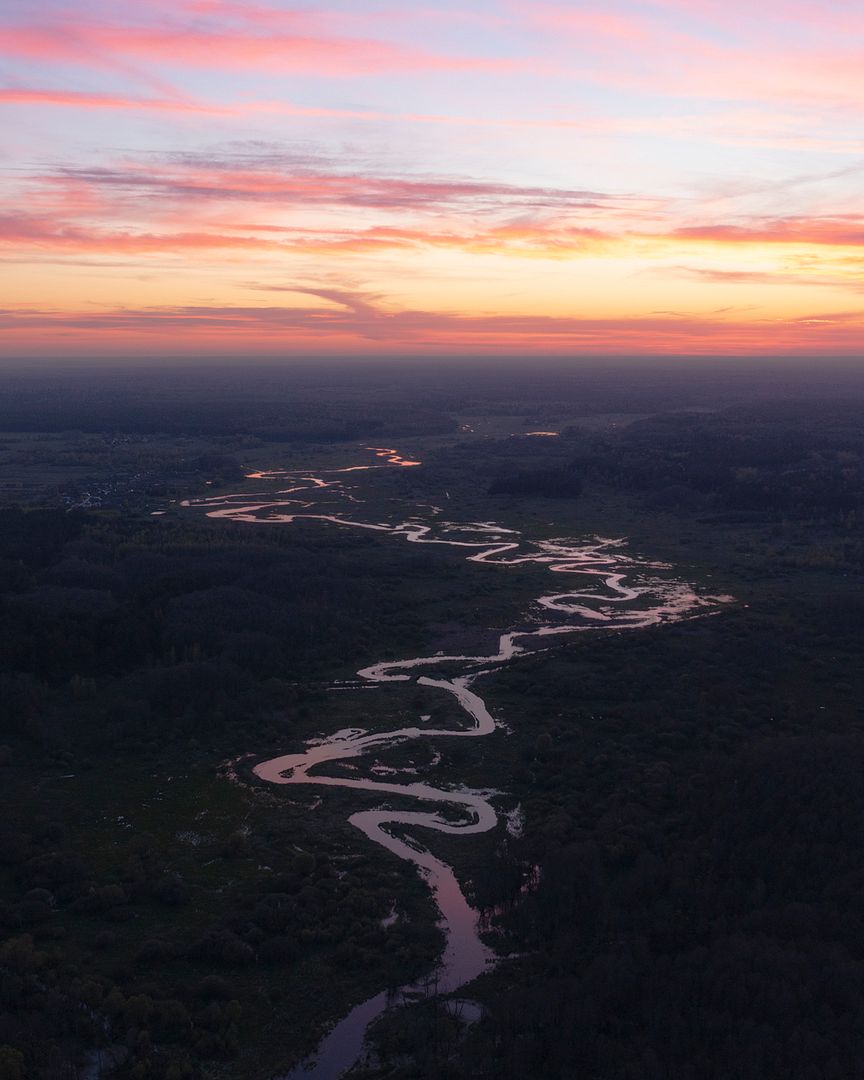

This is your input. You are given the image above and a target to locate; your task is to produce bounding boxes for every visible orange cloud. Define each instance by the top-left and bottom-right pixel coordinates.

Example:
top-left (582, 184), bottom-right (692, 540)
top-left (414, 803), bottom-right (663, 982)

top-left (0, 212), bottom-right (613, 260)
top-left (5, 202), bottom-right (863, 266)
top-left (3, 294), bottom-right (863, 357)
top-left (674, 220), bottom-right (864, 247)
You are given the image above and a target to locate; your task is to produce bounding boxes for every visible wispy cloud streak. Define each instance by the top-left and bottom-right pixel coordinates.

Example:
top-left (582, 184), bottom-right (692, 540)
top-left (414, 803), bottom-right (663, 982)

top-left (3, 292), bottom-right (863, 356)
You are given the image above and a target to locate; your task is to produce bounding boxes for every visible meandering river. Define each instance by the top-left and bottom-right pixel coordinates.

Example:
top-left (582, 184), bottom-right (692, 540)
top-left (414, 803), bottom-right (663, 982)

top-left (185, 446), bottom-right (731, 1078)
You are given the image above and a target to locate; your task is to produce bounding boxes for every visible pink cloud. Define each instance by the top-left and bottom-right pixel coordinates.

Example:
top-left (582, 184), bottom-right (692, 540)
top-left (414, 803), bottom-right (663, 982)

top-left (514, 2), bottom-right (864, 108)
top-left (0, 18), bottom-right (519, 77)
top-left (0, 88), bottom-right (217, 113)
top-left (2, 86), bottom-right (858, 160)
top-left (0, 86), bottom-right (401, 122)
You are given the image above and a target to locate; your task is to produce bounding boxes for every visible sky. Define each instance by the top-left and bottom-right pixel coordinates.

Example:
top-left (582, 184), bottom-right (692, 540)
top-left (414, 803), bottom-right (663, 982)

top-left (1, 0), bottom-right (863, 358)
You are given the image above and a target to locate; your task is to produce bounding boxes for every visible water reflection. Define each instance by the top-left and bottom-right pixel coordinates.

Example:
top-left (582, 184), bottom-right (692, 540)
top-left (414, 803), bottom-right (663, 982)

top-left (183, 449), bottom-right (732, 1078)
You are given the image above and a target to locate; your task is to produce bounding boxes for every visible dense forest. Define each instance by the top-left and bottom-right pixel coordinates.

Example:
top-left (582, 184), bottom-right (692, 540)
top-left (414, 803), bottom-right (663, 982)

top-left (0, 508), bottom-right (442, 749)
top-left (0, 509), bottom-right (467, 1079)
top-left (571, 400), bottom-right (864, 527)
top-left (435, 398), bottom-right (864, 538)
top-left (1, 365), bottom-right (863, 1079)
top-left (374, 596), bottom-right (864, 1078)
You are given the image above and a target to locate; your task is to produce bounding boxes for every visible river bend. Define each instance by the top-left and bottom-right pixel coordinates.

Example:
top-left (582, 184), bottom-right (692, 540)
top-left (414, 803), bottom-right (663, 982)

top-left (184, 446), bottom-right (731, 1078)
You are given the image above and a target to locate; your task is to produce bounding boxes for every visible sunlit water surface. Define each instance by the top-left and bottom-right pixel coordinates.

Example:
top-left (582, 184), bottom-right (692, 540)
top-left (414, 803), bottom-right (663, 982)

top-left (184, 446), bottom-right (732, 1078)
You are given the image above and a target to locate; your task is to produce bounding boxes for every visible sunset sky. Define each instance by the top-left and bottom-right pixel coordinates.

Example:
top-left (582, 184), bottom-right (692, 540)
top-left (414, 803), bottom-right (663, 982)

top-left (2, 0), bottom-right (863, 357)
